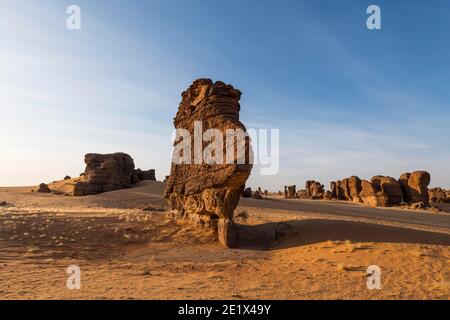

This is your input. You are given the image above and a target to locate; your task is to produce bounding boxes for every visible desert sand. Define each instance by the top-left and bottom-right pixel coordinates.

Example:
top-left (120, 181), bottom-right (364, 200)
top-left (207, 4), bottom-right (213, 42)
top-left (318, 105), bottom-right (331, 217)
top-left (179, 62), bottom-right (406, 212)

top-left (0, 181), bottom-right (449, 300)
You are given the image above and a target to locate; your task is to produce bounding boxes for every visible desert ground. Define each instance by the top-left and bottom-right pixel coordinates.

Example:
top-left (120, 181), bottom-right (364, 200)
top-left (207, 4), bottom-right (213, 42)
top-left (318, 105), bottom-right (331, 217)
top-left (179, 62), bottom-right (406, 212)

top-left (0, 181), bottom-right (449, 300)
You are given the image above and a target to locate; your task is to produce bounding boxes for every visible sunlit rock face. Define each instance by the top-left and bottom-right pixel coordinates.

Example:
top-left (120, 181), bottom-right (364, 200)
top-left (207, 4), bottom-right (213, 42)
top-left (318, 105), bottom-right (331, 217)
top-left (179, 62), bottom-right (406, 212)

top-left (164, 79), bottom-right (253, 248)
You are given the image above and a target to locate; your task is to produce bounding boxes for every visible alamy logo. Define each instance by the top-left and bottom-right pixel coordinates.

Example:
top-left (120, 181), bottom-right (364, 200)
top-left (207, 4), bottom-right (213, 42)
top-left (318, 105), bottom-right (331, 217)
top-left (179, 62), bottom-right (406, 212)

top-left (66, 5), bottom-right (81, 30)
top-left (366, 265), bottom-right (381, 289)
top-left (366, 5), bottom-right (381, 30)
top-left (170, 122), bottom-right (279, 175)
top-left (66, 265), bottom-right (81, 290)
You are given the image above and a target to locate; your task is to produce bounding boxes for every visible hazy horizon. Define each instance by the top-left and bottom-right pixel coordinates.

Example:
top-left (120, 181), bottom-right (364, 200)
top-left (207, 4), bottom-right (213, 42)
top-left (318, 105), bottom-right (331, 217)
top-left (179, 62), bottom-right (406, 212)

top-left (1, 0), bottom-right (450, 190)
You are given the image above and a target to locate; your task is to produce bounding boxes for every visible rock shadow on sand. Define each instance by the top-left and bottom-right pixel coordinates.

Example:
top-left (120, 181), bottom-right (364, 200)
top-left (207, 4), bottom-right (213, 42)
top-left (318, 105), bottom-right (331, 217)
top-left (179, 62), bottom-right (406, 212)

top-left (237, 219), bottom-right (450, 251)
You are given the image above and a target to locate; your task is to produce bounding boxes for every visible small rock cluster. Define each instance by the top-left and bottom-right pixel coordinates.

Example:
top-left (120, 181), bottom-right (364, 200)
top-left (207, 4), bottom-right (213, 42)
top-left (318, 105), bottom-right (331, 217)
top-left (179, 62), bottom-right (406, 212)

top-left (330, 171), bottom-right (436, 208)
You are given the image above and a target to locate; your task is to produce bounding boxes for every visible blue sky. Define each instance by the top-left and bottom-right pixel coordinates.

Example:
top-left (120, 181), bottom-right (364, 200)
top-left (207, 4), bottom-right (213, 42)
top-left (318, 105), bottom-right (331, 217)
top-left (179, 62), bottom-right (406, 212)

top-left (1, 0), bottom-right (449, 189)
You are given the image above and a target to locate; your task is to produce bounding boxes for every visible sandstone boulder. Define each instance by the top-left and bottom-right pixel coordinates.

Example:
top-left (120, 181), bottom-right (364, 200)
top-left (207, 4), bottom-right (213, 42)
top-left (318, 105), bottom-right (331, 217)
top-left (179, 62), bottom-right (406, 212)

top-left (399, 171), bottom-right (430, 205)
top-left (340, 178), bottom-right (352, 201)
top-left (305, 180), bottom-right (315, 197)
top-left (348, 176), bottom-right (362, 203)
top-left (163, 79), bottom-right (252, 248)
top-left (310, 181), bottom-right (325, 199)
top-left (359, 180), bottom-right (388, 207)
top-left (371, 175), bottom-right (403, 205)
top-left (408, 171), bottom-right (431, 205)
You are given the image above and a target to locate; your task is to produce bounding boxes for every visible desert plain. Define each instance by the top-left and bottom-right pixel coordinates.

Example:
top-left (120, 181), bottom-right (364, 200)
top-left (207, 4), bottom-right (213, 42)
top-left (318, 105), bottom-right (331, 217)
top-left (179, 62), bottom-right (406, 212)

top-left (0, 180), bottom-right (449, 300)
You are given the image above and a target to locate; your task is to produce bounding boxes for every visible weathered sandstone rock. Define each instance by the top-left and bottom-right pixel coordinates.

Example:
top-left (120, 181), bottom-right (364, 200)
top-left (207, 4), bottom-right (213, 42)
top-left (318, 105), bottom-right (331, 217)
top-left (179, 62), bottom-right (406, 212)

top-left (310, 181), bottom-right (325, 199)
top-left (359, 180), bottom-right (388, 207)
top-left (398, 171), bottom-right (430, 205)
top-left (340, 178), bottom-right (352, 201)
top-left (335, 180), bottom-right (345, 200)
top-left (398, 173), bottom-right (411, 203)
top-left (371, 175), bottom-right (403, 205)
top-left (348, 176), bottom-right (362, 203)
top-left (330, 181), bottom-right (337, 199)
top-left (408, 171), bottom-right (431, 205)
top-left (163, 79), bottom-right (252, 248)
top-left (305, 180), bottom-right (315, 197)
top-left (48, 153), bottom-right (136, 196)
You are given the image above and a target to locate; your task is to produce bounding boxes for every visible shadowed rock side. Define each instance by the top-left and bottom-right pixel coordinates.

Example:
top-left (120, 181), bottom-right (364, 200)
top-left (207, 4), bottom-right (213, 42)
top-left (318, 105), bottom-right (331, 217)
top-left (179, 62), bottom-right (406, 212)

top-left (164, 79), bottom-right (253, 248)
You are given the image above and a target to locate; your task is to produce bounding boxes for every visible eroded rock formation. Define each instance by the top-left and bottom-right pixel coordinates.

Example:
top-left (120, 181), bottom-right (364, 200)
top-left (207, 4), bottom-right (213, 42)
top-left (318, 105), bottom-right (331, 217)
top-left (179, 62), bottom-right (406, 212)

top-left (399, 171), bottom-right (430, 205)
top-left (371, 175), bottom-right (403, 205)
top-left (284, 185), bottom-right (297, 198)
top-left (309, 181), bottom-right (325, 199)
top-left (359, 180), bottom-right (388, 207)
top-left (48, 152), bottom-right (139, 196)
top-left (330, 181), bottom-right (337, 199)
top-left (348, 176), bottom-right (362, 203)
top-left (163, 79), bottom-right (252, 248)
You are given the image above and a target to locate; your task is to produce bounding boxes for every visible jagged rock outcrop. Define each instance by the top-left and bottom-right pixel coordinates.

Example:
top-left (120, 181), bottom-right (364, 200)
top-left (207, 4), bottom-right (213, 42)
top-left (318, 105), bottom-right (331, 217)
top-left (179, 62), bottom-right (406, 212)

top-left (399, 171), bottom-right (430, 205)
top-left (359, 180), bottom-right (388, 207)
top-left (371, 175), bottom-right (403, 205)
top-left (48, 152), bottom-right (136, 196)
top-left (163, 79), bottom-right (252, 248)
